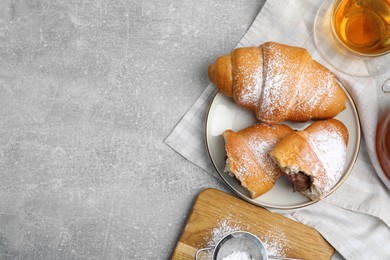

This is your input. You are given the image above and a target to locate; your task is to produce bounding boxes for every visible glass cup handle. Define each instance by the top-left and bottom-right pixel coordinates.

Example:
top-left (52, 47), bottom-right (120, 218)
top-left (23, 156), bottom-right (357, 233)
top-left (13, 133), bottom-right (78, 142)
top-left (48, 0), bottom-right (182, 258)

top-left (382, 78), bottom-right (390, 93)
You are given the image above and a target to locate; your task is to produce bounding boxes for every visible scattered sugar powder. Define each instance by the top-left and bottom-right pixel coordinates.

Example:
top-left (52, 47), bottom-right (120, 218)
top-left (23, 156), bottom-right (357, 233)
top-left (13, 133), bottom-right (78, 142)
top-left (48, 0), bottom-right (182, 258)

top-left (261, 228), bottom-right (287, 257)
top-left (207, 219), bottom-right (242, 246)
top-left (222, 251), bottom-right (254, 260)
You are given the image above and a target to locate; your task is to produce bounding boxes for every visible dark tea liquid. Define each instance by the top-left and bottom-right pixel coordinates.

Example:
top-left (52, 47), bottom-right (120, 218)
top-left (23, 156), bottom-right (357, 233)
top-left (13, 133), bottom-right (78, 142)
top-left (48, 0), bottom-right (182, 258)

top-left (332, 0), bottom-right (390, 56)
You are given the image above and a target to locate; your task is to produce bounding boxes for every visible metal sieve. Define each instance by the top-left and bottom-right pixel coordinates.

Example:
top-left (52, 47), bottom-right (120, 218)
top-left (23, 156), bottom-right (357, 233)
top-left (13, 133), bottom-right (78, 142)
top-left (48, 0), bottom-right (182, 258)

top-left (195, 231), bottom-right (268, 260)
top-left (195, 231), bottom-right (302, 260)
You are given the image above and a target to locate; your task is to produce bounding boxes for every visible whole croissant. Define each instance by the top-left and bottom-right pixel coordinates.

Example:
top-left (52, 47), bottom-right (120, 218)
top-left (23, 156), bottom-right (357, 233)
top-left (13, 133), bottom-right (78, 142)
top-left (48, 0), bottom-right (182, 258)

top-left (223, 123), bottom-right (293, 198)
top-left (269, 119), bottom-right (349, 200)
top-left (208, 42), bottom-right (347, 124)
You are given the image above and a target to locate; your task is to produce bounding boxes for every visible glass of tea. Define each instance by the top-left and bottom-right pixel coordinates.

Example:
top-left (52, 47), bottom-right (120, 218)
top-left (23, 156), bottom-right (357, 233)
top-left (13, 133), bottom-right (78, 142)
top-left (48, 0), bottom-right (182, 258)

top-left (314, 0), bottom-right (390, 77)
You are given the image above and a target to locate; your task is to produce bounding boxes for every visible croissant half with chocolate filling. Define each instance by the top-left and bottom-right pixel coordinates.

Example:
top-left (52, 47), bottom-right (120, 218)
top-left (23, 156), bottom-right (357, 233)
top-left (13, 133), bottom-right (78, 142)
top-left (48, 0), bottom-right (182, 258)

top-left (223, 124), bottom-right (293, 198)
top-left (269, 119), bottom-right (349, 201)
top-left (208, 42), bottom-right (347, 124)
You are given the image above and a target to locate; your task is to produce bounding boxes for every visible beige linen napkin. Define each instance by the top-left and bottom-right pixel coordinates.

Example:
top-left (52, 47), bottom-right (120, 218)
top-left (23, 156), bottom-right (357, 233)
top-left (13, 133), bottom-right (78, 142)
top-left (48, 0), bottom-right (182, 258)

top-left (165, 0), bottom-right (390, 259)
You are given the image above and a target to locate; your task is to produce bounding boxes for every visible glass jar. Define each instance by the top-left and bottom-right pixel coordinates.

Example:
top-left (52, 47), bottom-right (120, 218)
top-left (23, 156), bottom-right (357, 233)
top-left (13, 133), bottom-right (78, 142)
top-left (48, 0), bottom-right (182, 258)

top-left (376, 109), bottom-right (390, 180)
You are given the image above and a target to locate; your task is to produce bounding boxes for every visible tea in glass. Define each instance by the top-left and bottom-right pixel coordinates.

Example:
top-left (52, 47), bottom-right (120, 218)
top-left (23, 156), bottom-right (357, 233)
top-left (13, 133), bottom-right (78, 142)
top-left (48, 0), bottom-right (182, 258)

top-left (332, 0), bottom-right (390, 56)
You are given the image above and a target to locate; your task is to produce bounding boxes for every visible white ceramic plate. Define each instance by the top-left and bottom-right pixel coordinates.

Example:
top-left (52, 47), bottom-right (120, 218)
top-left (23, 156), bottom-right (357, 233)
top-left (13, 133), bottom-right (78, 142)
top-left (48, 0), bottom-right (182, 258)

top-left (205, 82), bottom-right (361, 209)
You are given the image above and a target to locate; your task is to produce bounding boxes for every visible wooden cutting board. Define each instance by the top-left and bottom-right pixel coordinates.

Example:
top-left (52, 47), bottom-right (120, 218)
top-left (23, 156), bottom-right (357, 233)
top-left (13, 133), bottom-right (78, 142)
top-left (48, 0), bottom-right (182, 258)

top-left (171, 188), bottom-right (334, 260)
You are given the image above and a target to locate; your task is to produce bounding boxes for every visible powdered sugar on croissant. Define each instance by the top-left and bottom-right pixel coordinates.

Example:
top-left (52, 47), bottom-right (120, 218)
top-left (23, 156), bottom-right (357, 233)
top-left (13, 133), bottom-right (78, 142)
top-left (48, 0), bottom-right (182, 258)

top-left (223, 124), bottom-right (293, 199)
top-left (269, 119), bottom-right (349, 200)
top-left (208, 42), bottom-right (347, 124)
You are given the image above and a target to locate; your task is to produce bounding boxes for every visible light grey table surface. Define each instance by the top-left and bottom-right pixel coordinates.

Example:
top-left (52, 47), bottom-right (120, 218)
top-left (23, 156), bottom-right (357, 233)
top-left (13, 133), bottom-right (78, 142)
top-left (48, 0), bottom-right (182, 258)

top-left (0, 1), bottom-right (265, 259)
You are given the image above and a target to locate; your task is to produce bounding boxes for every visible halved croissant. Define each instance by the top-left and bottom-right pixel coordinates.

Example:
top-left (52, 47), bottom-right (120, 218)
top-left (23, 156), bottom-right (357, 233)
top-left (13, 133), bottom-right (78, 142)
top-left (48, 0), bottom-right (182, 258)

top-left (208, 42), bottom-right (347, 124)
top-left (269, 119), bottom-right (349, 200)
top-left (223, 124), bottom-right (293, 198)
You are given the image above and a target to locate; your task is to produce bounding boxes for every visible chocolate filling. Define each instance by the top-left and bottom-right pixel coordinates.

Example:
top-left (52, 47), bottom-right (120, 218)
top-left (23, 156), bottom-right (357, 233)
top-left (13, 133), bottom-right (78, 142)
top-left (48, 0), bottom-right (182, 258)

top-left (288, 172), bottom-right (311, 192)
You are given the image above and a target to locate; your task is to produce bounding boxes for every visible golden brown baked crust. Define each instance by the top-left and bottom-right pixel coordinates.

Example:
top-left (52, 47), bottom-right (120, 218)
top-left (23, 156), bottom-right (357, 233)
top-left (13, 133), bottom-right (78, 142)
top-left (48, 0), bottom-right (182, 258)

top-left (269, 119), bottom-right (349, 200)
top-left (223, 124), bottom-right (293, 198)
top-left (208, 42), bottom-right (347, 124)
